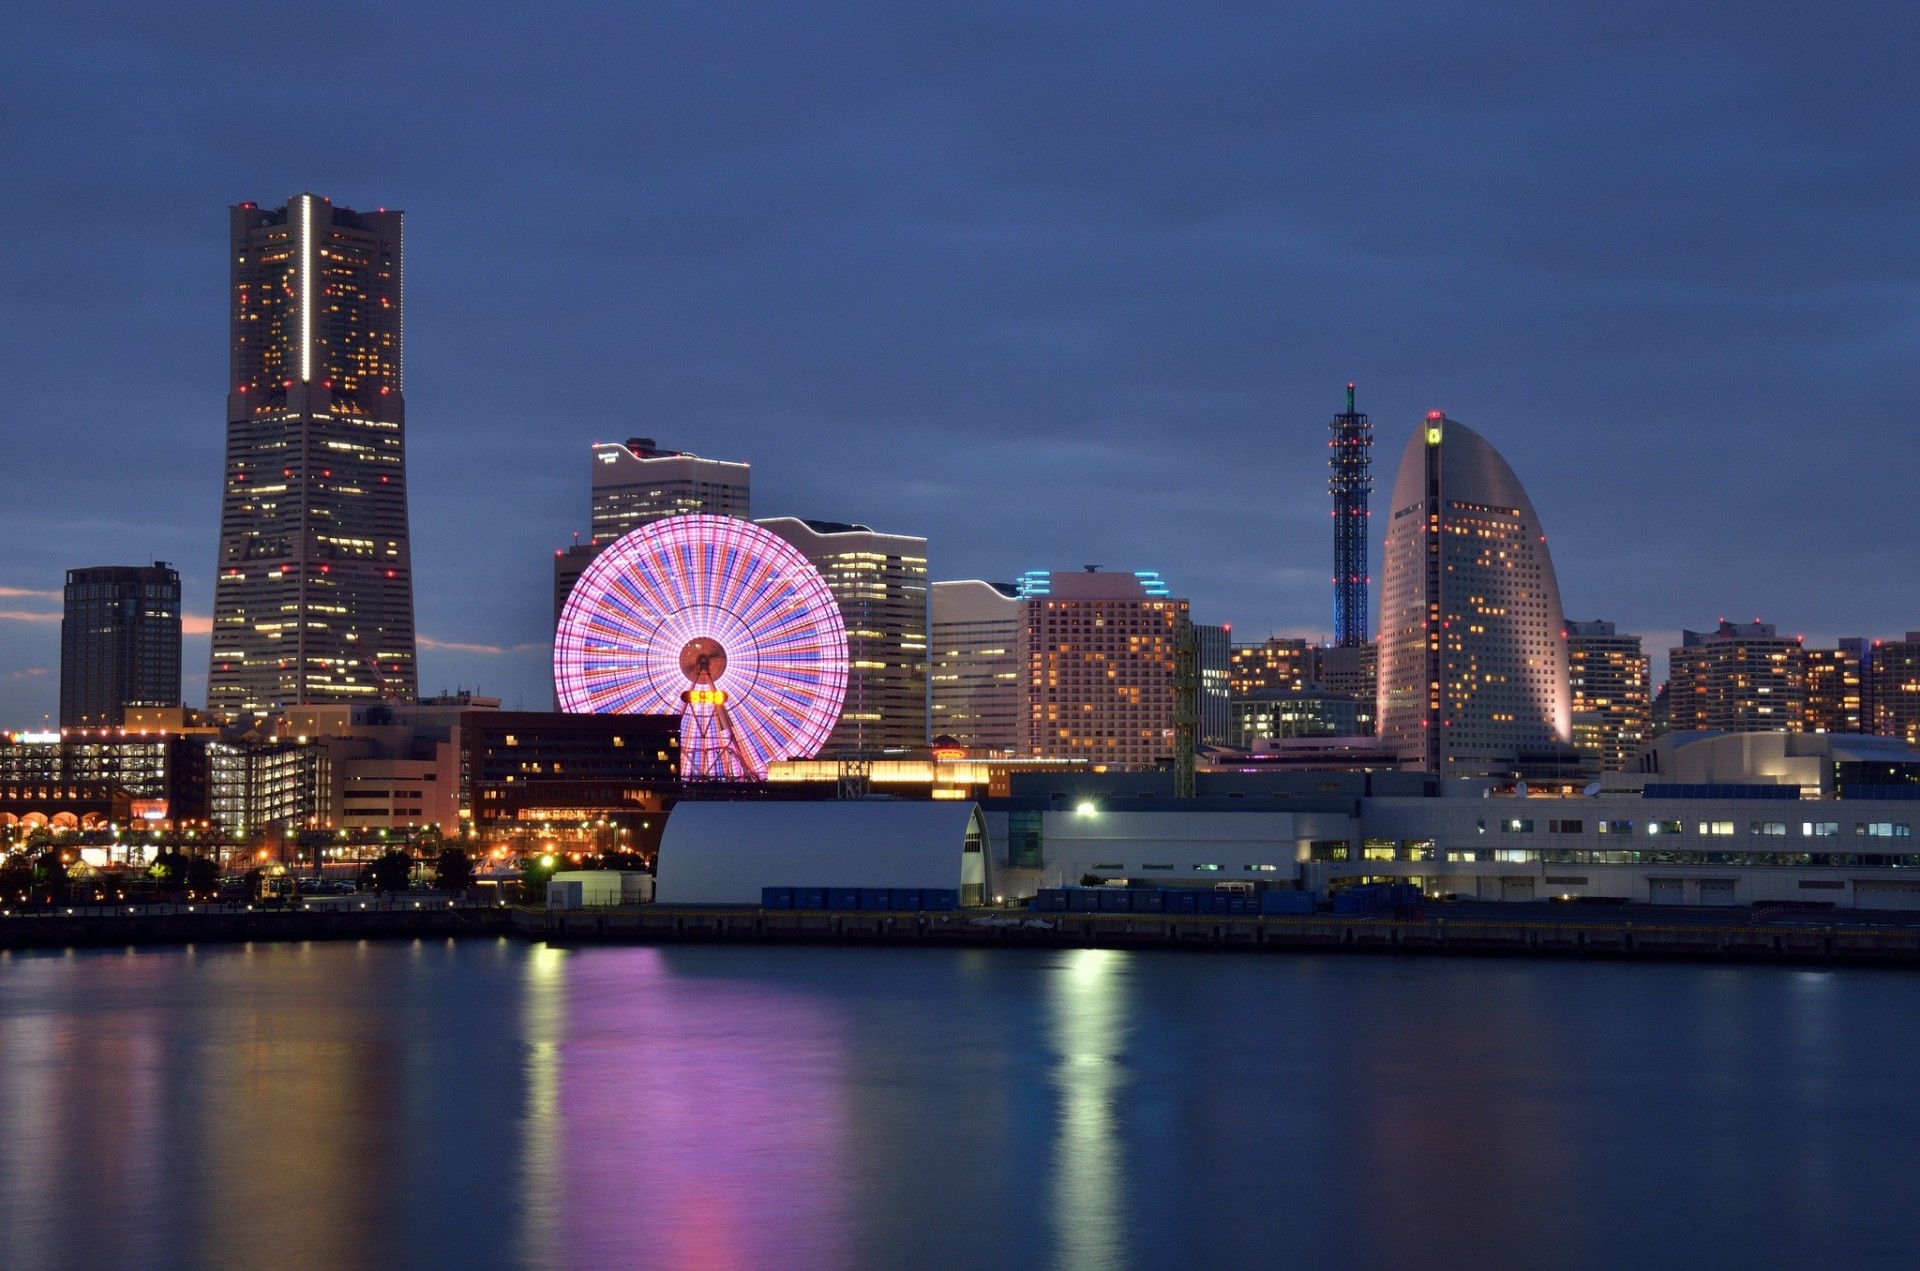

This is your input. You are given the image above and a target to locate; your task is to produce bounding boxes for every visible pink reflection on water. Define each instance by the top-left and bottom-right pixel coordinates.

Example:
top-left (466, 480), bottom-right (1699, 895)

top-left (534, 948), bottom-right (853, 1271)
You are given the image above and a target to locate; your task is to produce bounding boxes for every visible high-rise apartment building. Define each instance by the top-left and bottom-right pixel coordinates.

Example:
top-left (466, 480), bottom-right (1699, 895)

top-left (1328, 382), bottom-right (1373, 649)
top-left (60, 563), bottom-right (182, 728)
top-left (1565, 619), bottom-right (1651, 771)
top-left (929, 580), bottom-right (1020, 752)
top-left (1666, 621), bottom-right (1805, 733)
top-left (553, 438), bottom-right (752, 623)
top-left (1869, 635), bottom-right (1920, 744)
top-left (1378, 413), bottom-right (1572, 776)
top-left (1017, 568), bottom-right (1186, 768)
top-left (209, 195), bottom-right (415, 716)
top-left (758, 518), bottom-right (928, 752)
top-left (1805, 640), bottom-right (1867, 734)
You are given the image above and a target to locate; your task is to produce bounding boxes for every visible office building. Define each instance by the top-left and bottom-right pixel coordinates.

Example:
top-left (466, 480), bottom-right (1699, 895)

top-left (1377, 413), bottom-right (1572, 776)
top-left (1667, 621), bottom-right (1805, 733)
top-left (59, 563), bottom-right (182, 728)
top-left (1805, 640), bottom-right (1868, 734)
top-left (1229, 691), bottom-right (1366, 748)
top-left (758, 518), bottom-right (928, 752)
top-left (1196, 622), bottom-right (1232, 746)
top-left (1229, 637), bottom-right (1312, 697)
top-left (463, 711), bottom-right (680, 857)
top-left (1566, 620), bottom-right (1652, 771)
top-left (553, 438), bottom-right (753, 623)
top-left (209, 195), bottom-right (416, 716)
top-left (1017, 568), bottom-right (1187, 768)
top-left (929, 580), bottom-right (1020, 752)
top-left (1314, 642), bottom-right (1377, 731)
top-left (1328, 382), bottom-right (1373, 648)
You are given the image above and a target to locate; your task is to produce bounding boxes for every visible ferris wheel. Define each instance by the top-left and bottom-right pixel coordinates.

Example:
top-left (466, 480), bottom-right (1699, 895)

top-left (554, 515), bottom-right (848, 780)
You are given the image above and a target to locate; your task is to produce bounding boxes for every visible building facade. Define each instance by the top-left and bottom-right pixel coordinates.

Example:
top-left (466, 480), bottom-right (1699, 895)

top-left (1566, 620), bottom-right (1652, 771)
top-left (1805, 640), bottom-right (1867, 734)
top-left (1229, 637), bottom-right (1312, 697)
top-left (1869, 635), bottom-right (1920, 744)
top-left (1377, 413), bottom-right (1572, 776)
top-left (60, 563), bottom-right (182, 728)
top-left (929, 580), bottom-right (1021, 752)
top-left (1017, 569), bottom-right (1187, 768)
top-left (758, 518), bottom-right (929, 752)
top-left (1196, 622), bottom-right (1232, 747)
top-left (209, 195), bottom-right (416, 716)
top-left (1666, 621), bottom-right (1805, 733)
top-left (553, 438), bottom-right (753, 624)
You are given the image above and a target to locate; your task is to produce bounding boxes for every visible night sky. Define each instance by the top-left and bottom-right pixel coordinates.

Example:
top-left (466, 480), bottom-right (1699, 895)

top-left (3, 1), bottom-right (1915, 723)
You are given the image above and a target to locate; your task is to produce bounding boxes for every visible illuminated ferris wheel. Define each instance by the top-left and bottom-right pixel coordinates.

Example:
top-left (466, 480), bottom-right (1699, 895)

top-left (554, 515), bottom-right (848, 780)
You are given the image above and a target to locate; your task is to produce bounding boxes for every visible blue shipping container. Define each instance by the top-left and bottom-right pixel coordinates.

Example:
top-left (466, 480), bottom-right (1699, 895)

top-left (1131, 891), bottom-right (1165, 913)
top-left (859, 888), bottom-right (893, 910)
top-left (761, 887), bottom-right (795, 909)
top-left (923, 889), bottom-right (959, 911)
top-left (893, 889), bottom-right (922, 911)
top-left (1164, 890), bottom-right (1200, 913)
top-left (1259, 891), bottom-right (1315, 916)
top-left (830, 888), bottom-right (862, 911)
top-left (1099, 889), bottom-right (1132, 912)
top-left (1069, 889), bottom-right (1102, 912)
top-left (795, 888), bottom-right (828, 910)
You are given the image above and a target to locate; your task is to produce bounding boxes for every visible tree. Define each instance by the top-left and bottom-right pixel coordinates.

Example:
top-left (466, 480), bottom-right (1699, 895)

top-left (368, 849), bottom-right (413, 895)
top-left (185, 856), bottom-right (220, 899)
top-left (433, 847), bottom-right (473, 894)
top-left (0, 853), bottom-right (33, 904)
top-left (34, 850), bottom-right (68, 902)
top-left (150, 849), bottom-right (189, 892)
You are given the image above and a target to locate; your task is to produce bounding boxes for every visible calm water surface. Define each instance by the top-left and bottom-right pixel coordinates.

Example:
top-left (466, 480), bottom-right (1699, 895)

top-left (1, 939), bottom-right (1915, 1270)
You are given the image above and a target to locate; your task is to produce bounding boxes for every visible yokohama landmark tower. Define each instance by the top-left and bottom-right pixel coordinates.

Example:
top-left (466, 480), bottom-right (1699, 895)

top-left (209, 195), bottom-right (417, 716)
top-left (1328, 382), bottom-right (1372, 648)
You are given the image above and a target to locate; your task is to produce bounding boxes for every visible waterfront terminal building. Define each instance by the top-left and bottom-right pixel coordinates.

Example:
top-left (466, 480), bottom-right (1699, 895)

top-left (967, 731), bottom-right (1920, 912)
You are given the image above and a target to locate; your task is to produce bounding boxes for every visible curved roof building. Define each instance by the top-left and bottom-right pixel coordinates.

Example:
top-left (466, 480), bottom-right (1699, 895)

top-left (1378, 413), bottom-right (1571, 776)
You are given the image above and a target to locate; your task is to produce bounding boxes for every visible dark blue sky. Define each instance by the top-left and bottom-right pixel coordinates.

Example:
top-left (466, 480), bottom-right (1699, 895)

top-left (3, 1), bottom-right (1915, 722)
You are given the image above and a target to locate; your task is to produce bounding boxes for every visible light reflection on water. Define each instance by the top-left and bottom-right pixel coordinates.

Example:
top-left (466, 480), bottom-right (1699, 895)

top-left (1, 940), bottom-right (1918, 1270)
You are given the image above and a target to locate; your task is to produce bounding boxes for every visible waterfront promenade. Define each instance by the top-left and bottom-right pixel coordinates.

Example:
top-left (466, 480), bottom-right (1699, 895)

top-left (6, 897), bottom-right (1920, 968)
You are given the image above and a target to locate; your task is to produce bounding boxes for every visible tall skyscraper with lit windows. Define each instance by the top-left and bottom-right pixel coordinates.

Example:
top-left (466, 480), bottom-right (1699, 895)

top-left (209, 195), bottom-right (415, 716)
top-left (1377, 413), bottom-right (1571, 776)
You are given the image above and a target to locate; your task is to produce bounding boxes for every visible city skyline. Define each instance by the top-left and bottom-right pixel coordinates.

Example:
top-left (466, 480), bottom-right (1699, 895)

top-left (4, 4), bottom-right (1918, 724)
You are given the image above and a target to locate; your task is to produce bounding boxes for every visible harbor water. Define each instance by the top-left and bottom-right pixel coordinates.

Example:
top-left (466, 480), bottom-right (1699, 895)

top-left (1, 939), bottom-right (1915, 1270)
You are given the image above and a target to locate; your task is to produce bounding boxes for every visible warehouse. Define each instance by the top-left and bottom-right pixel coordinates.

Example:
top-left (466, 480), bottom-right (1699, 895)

top-left (655, 800), bottom-right (990, 906)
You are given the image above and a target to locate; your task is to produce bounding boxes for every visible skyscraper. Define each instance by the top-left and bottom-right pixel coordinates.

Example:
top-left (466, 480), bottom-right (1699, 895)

top-left (757, 518), bottom-right (928, 752)
top-left (929, 580), bottom-right (1020, 752)
top-left (1666, 621), bottom-right (1804, 733)
top-left (1378, 413), bottom-right (1571, 776)
top-left (60, 563), bottom-right (182, 728)
top-left (209, 195), bottom-right (415, 716)
top-left (1566, 619), bottom-right (1651, 770)
top-left (1017, 568), bottom-right (1186, 768)
top-left (552, 438), bottom-right (751, 623)
top-left (1328, 382), bottom-right (1373, 648)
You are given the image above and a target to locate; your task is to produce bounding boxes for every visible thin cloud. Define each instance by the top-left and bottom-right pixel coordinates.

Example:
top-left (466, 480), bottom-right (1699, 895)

top-left (0, 586), bottom-right (58, 599)
top-left (0, 610), bottom-right (59, 623)
top-left (418, 635), bottom-right (546, 656)
top-left (183, 613), bottom-right (212, 635)
top-left (7, 667), bottom-right (50, 679)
